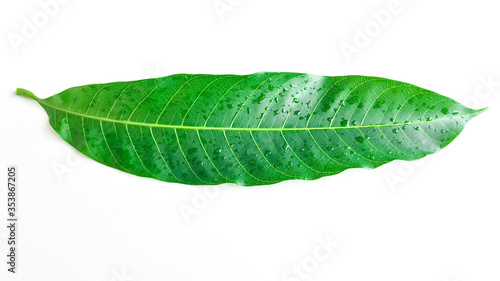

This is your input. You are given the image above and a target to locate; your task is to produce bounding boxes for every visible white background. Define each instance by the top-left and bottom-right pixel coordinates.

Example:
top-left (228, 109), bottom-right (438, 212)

top-left (1, 0), bottom-right (499, 280)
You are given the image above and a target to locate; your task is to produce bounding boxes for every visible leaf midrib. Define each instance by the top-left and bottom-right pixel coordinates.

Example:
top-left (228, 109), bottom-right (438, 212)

top-left (39, 99), bottom-right (475, 132)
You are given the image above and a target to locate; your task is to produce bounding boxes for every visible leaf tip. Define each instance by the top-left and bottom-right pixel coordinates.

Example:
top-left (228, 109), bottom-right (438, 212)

top-left (472, 106), bottom-right (488, 117)
top-left (16, 88), bottom-right (38, 100)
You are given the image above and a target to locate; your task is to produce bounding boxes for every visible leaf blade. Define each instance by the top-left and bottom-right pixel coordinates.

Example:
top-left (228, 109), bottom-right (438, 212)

top-left (18, 73), bottom-right (485, 186)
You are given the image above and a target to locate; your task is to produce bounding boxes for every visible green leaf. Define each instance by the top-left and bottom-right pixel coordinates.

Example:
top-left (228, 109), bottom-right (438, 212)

top-left (17, 73), bottom-right (485, 186)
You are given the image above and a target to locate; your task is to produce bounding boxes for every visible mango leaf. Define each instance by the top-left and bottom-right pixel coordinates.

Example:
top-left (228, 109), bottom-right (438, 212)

top-left (17, 73), bottom-right (485, 186)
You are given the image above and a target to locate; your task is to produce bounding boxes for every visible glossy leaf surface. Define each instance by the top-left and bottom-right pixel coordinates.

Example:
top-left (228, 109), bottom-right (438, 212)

top-left (17, 73), bottom-right (485, 185)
